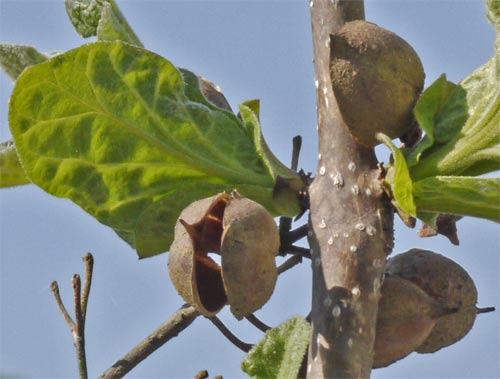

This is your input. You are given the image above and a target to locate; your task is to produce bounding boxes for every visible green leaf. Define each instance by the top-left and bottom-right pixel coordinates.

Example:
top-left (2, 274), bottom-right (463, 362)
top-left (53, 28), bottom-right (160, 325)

top-left (0, 44), bottom-right (47, 80)
top-left (242, 317), bottom-right (310, 379)
top-left (377, 133), bottom-right (416, 217)
top-left (65, 0), bottom-right (104, 38)
top-left (65, 0), bottom-right (142, 46)
top-left (413, 177), bottom-right (500, 222)
top-left (0, 140), bottom-right (30, 188)
top-left (9, 41), bottom-right (299, 258)
top-left (97, 1), bottom-right (143, 47)
top-left (410, 1), bottom-right (500, 179)
top-left (408, 75), bottom-right (467, 166)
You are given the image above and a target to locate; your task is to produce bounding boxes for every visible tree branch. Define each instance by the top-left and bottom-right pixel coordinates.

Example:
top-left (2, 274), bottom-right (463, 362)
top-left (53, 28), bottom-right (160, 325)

top-left (99, 304), bottom-right (200, 379)
top-left (308, 1), bottom-right (394, 378)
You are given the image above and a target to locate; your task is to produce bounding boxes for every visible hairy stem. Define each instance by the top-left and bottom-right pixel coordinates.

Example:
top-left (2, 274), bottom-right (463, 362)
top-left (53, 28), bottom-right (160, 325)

top-left (99, 304), bottom-right (200, 379)
top-left (308, 1), bottom-right (394, 378)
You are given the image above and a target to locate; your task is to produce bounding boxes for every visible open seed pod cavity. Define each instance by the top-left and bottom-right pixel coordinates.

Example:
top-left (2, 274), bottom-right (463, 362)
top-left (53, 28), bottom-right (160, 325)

top-left (330, 20), bottom-right (425, 147)
top-left (373, 276), bottom-right (453, 368)
top-left (385, 249), bottom-right (478, 353)
top-left (168, 191), bottom-right (279, 319)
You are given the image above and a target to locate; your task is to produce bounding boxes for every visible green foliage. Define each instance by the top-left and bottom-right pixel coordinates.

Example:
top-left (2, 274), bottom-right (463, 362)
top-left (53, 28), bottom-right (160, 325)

top-left (413, 177), bottom-right (500, 222)
top-left (0, 141), bottom-right (30, 187)
top-left (382, 0), bottom-right (500, 224)
top-left (0, 44), bottom-right (47, 80)
top-left (242, 317), bottom-right (310, 379)
top-left (65, 0), bottom-right (142, 46)
top-left (377, 133), bottom-right (416, 217)
top-left (8, 41), bottom-right (301, 258)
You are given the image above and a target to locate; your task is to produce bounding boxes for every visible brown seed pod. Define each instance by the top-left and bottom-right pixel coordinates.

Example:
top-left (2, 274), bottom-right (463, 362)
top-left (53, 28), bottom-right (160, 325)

top-left (373, 276), bottom-right (453, 368)
top-left (168, 191), bottom-right (279, 319)
top-left (330, 20), bottom-right (425, 147)
top-left (385, 248), bottom-right (478, 353)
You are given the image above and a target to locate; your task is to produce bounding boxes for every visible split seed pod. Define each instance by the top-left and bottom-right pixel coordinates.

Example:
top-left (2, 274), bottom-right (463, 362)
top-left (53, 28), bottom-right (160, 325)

top-left (168, 191), bottom-right (279, 319)
top-left (330, 20), bottom-right (425, 147)
top-left (373, 276), bottom-right (454, 368)
top-left (385, 249), bottom-right (478, 353)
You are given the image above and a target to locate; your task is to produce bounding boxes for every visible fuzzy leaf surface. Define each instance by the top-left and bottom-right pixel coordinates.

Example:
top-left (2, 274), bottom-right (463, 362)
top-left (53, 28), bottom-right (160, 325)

top-left (0, 141), bottom-right (30, 187)
top-left (242, 317), bottom-right (310, 379)
top-left (65, 0), bottom-right (142, 46)
top-left (9, 41), bottom-right (297, 257)
top-left (0, 44), bottom-right (47, 80)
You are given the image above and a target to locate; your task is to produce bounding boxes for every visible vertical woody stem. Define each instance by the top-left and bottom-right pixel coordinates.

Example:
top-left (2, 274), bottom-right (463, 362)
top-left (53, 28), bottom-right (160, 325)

top-left (307, 1), bottom-right (394, 378)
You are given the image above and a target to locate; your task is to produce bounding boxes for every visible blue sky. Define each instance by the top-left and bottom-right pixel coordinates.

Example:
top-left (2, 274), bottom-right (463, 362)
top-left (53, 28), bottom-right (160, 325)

top-left (0, 1), bottom-right (498, 378)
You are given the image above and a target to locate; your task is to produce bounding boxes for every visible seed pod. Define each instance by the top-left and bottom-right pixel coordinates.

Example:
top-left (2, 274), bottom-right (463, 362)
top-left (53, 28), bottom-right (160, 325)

top-left (168, 191), bottom-right (279, 319)
top-left (330, 20), bottom-right (425, 147)
top-left (373, 276), bottom-right (453, 368)
top-left (385, 249), bottom-right (478, 353)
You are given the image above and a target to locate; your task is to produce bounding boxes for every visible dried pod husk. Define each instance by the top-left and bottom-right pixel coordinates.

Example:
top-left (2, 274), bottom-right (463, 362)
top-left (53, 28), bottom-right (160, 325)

top-left (330, 20), bottom-right (425, 147)
top-left (373, 276), bottom-right (453, 368)
top-left (221, 193), bottom-right (279, 319)
top-left (385, 248), bottom-right (478, 353)
top-left (168, 192), bottom-right (278, 318)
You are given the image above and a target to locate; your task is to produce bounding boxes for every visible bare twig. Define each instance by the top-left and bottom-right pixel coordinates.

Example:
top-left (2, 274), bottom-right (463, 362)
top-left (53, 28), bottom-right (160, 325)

top-left (72, 274), bottom-right (88, 379)
top-left (50, 281), bottom-right (75, 328)
top-left (51, 253), bottom-right (94, 379)
top-left (277, 255), bottom-right (303, 275)
top-left (291, 135), bottom-right (302, 172)
top-left (245, 314), bottom-right (271, 332)
top-left (285, 245), bottom-right (311, 258)
top-left (100, 304), bottom-right (200, 378)
top-left (81, 253), bottom-right (94, 319)
top-left (207, 316), bottom-right (253, 353)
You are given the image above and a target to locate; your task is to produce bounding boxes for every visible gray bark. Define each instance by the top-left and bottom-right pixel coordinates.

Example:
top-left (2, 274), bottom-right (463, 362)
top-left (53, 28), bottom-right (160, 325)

top-left (307, 1), bottom-right (394, 377)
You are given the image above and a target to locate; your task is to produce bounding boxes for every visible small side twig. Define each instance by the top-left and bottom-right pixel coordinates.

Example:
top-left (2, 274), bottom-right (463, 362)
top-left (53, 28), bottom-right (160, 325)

top-left (245, 314), bottom-right (271, 332)
top-left (100, 304), bottom-right (200, 378)
top-left (51, 253), bottom-right (94, 379)
top-left (207, 316), bottom-right (253, 353)
top-left (291, 135), bottom-right (302, 172)
top-left (277, 255), bottom-right (303, 275)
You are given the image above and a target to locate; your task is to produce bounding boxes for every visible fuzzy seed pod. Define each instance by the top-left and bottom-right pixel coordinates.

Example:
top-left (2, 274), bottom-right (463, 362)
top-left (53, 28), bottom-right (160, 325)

top-left (373, 276), bottom-right (454, 368)
top-left (385, 248), bottom-right (478, 353)
top-left (330, 20), bottom-right (425, 147)
top-left (168, 191), bottom-right (279, 319)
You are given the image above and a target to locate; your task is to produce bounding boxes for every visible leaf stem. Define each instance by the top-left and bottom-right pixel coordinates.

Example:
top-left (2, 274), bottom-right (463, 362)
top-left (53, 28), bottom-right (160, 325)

top-left (207, 316), bottom-right (253, 353)
top-left (245, 314), bottom-right (271, 333)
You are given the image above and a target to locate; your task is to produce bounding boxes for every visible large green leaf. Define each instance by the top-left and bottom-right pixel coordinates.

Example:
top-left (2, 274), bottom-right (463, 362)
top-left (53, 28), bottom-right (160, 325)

top-left (414, 177), bottom-right (500, 222)
top-left (0, 140), bottom-right (30, 188)
top-left (242, 317), bottom-right (310, 379)
top-left (0, 44), bottom-right (47, 80)
top-left (9, 41), bottom-right (300, 257)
